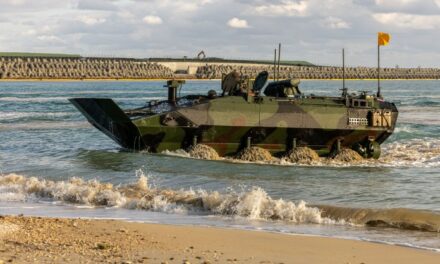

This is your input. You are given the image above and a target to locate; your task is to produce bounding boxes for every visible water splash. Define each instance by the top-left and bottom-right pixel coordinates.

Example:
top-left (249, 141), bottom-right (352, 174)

top-left (380, 138), bottom-right (440, 166)
top-left (235, 147), bottom-right (273, 162)
top-left (1, 172), bottom-right (440, 232)
top-left (332, 149), bottom-right (364, 163)
top-left (161, 137), bottom-right (440, 168)
top-left (188, 144), bottom-right (220, 160)
top-left (0, 172), bottom-right (333, 224)
top-left (284, 147), bottom-right (320, 164)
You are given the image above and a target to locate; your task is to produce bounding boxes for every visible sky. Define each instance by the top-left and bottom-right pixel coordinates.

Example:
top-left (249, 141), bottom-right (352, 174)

top-left (1, 0), bottom-right (440, 67)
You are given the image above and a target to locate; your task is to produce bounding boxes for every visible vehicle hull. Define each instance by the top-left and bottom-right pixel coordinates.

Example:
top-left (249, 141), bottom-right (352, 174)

top-left (70, 97), bottom-right (397, 158)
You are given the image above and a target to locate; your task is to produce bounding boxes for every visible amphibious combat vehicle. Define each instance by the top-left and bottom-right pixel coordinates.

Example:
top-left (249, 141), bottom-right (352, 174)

top-left (70, 71), bottom-right (398, 159)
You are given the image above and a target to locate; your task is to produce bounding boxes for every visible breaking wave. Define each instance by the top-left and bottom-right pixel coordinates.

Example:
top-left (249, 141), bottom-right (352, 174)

top-left (0, 172), bottom-right (332, 224)
top-left (1, 172), bottom-right (439, 232)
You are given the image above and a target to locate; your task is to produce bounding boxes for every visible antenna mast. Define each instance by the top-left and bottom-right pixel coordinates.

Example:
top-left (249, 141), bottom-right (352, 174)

top-left (342, 48), bottom-right (347, 97)
top-left (273, 49), bottom-right (277, 81)
top-left (277, 43), bottom-right (281, 81)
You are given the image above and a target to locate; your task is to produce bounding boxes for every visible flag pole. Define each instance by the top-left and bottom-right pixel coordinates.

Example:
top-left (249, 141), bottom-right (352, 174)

top-left (377, 42), bottom-right (381, 98)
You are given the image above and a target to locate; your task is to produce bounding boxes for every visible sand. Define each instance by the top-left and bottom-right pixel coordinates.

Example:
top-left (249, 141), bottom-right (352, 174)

top-left (0, 215), bottom-right (438, 264)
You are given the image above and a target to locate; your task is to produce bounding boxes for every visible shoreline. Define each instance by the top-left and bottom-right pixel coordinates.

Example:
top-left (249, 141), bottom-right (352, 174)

top-left (1, 215), bottom-right (439, 264)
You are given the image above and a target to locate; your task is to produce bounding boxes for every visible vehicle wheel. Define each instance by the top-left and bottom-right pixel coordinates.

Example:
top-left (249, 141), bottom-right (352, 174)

top-left (367, 141), bottom-right (381, 159)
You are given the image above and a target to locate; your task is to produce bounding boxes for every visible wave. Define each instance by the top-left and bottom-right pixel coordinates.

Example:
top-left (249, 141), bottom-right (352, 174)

top-left (0, 172), bottom-right (333, 224)
top-left (0, 111), bottom-right (73, 121)
top-left (0, 121), bottom-right (91, 131)
top-left (0, 96), bottom-right (165, 103)
top-left (0, 96), bottom-right (72, 102)
top-left (398, 106), bottom-right (440, 125)
top-left (317, 205), bottom-right (440, 232)
top-left (1, 172), bottom-right (439, 232)
top-left (380, 138), bottom-right (440, 166)
top-left (0, 90), bottom-right (172, 95)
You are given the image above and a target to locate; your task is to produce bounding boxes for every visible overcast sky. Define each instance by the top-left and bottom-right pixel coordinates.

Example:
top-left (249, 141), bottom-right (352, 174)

top-left (1, 0), bottom-right (440, 67)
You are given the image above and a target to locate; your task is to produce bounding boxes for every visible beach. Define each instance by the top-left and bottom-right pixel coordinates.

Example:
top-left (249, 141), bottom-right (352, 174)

top-left (1, 215), bottom-right (439, 264)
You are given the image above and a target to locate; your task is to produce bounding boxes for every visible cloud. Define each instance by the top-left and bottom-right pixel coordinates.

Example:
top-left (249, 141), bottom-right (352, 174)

top-left (1, 0), bottom-right (440, 67)
top-left (355, 0), bottom-right (440, 14)
top-left (77, 15), bottom-right (107, 25)
top-left (77, 0), bottom-right (117, 11)
top-left (373, 12), bottom-right (440, 29)
top-left (253, 0), bottom-right (308, 17)
top-left (227, 17), bottom-right (249, 28)
top-left (375, 0), bottom-right (418, 4)
top-left (36, 35), bottom-right (64, 43)
top-left (143, 15), bottom-right (163, 25)
top-left (0, 0), bottom-right (69, 11)
top-left (322, 17), bottom-right (350, 29)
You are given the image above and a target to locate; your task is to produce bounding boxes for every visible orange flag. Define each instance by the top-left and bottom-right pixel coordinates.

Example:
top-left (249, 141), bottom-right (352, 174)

top-left (378, 32), bottom-right (390, 46)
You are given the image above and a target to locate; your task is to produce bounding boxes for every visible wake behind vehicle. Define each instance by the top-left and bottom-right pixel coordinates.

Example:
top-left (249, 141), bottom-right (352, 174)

top-left (69, 70), bottom-right (398, 159)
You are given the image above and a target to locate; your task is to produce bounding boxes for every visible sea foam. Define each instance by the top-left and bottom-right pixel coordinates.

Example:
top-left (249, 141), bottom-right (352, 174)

top-left (0, 172), bottom-right (334, 224)
top-left (161, 137), bottom-right (440, 168)
top-left (1, 172), bottom-right (439, 232)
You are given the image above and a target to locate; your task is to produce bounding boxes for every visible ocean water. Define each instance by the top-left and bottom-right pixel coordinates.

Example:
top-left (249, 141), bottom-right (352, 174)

top-left (1, 80), bottom-right (440, 251)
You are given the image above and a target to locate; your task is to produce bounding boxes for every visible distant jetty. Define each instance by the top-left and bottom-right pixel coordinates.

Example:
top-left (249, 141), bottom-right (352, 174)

top-left (0, 53), bottom-right (439, 80)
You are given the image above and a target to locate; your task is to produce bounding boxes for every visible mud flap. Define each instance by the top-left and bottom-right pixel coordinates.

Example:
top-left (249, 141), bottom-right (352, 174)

top-left (69, 98), bottom-right (144, 150)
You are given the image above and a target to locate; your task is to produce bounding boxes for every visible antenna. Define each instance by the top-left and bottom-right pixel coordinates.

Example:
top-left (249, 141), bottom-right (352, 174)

top-left (273, 48), bottom-right (277, 81)
top-left (342, 48), bottom-right (347, 97)
top-left (277, 43), bottom-right (281, 81)
top-left (342, 48), bottom-right (345, 89)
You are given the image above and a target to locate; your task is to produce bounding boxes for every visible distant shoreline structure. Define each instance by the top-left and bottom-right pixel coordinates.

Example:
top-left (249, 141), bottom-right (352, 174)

top-left (1, 52), bottom-right (439, 80)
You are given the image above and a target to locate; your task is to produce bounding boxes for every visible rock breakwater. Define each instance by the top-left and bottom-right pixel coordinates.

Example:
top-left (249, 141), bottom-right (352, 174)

top-left (1, 56), bottom-right (439, 80)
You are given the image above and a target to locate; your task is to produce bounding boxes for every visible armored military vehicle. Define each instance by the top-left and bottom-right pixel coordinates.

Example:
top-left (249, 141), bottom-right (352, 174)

top-left (70, 71), bottom-right (398, 159)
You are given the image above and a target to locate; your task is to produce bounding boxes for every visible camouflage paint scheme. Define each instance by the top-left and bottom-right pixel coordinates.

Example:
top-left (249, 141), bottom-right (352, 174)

top-left (70, 87), bottom-right (398, 158)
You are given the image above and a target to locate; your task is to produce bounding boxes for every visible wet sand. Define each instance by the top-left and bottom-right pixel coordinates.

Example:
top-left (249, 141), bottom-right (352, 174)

top-left (0, 215), bottom-right (439, 264)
